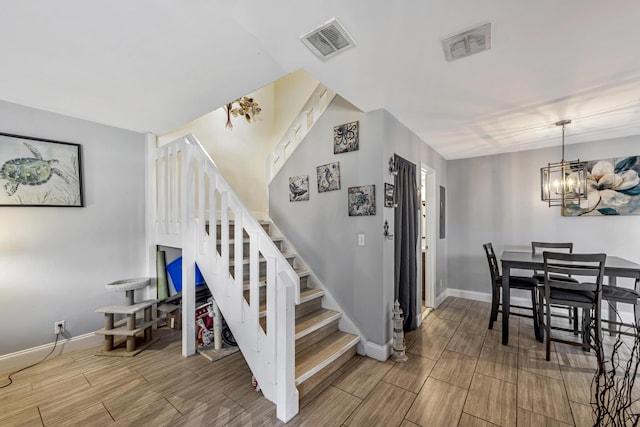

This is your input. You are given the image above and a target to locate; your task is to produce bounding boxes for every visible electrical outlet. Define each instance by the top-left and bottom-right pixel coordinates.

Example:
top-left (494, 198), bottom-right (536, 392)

top-left (54, 320), bottom-right (65, 334)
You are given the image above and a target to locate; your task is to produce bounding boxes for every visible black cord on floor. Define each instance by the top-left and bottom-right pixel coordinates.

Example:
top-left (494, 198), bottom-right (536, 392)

top-left (0, 333), bottom-right (60, 389)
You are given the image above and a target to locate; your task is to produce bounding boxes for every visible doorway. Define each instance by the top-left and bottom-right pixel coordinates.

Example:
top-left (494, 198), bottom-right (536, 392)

top-left (420, 164), bottom-right (436, 317)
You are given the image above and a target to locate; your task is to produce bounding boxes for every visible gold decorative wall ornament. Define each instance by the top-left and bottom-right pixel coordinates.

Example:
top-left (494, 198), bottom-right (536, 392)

top-left (224, 96), bottom-right (262, 129)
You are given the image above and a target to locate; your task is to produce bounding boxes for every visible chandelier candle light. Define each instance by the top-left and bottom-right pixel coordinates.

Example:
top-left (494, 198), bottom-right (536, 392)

top-left (540, 119), bottom-right (587, 207)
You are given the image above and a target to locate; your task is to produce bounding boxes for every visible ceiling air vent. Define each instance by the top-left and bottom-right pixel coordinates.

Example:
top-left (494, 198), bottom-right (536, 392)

top-left (300, 18), bottom-right (356, 60)
top-left (442, 22), bottom-right (491, 62)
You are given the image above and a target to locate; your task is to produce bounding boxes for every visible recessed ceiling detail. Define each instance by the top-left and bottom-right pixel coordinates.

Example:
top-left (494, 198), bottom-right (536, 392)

top-left (300, 18), bottom-right (356, 60)
top-left (442, 22), bottom-right (491, 62)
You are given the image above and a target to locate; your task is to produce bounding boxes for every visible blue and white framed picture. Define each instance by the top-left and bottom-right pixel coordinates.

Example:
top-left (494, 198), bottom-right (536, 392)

top-left (562, 155), bottom-right (640, 216)
top-left (0, 132), bottom-right (83, 207)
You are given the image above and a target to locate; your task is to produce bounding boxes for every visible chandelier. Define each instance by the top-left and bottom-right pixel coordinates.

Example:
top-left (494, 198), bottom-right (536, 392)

top-left (540, 119), bottom-right (587, 207)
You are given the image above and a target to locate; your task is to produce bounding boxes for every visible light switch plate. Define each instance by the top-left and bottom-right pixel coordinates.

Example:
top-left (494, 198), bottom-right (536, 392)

top-left (357, 233), bottom-right (365, 246)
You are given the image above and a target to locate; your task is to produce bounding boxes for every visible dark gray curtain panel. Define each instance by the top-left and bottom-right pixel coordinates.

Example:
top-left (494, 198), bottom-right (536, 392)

top-left (393, 154), bottom-right (419, 331)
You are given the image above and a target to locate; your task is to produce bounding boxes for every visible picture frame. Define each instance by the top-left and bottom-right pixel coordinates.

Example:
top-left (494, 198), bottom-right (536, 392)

top-left (316, 162), bottom-right (341, 193)
top-left (562, 155), bottom-right (640, 217)
top-left (334, 121), bottom-right (359, 154)
top-left (0, 132), bottom-right (84, 207)
top-left (348, 185), bottom-right (376, 216)
top-left (384, 183), bottom-right (395, 207)
top-left (289, 175), bottom-right (309, 202)
top-left (439, 185), bottom-right (446, 238)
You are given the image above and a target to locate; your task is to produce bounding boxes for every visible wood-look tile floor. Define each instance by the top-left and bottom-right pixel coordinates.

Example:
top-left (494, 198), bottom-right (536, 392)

top-left (0, 297), bottom-right (632, 426)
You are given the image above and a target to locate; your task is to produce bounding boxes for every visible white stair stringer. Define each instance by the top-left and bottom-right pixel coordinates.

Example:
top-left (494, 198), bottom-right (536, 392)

top-left (266, 83), bottom-right (336, 184)
top-left (153, 134), bottom-right (300, 422)
top-left (266, 220), bottom-right (367, 356)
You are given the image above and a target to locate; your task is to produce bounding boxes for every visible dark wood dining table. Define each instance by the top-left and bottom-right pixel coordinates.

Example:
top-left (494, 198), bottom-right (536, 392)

top-left (500, 250), bottom-right (640, 345)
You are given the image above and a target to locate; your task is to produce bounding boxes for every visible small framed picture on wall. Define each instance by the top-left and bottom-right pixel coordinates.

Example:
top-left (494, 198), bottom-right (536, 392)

top-left (384, 183), bottom-right (395, 207)
top-left (289, 175), bottom-right (309, 202)
top-left (333, 121), bottom-right (359, 154)
top-left (348, 185), bottom-right (376, 216)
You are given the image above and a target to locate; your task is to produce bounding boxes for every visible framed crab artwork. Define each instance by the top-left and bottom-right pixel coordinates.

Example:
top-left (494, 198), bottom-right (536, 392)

top-left (0, 133), bottom-right (84, 207)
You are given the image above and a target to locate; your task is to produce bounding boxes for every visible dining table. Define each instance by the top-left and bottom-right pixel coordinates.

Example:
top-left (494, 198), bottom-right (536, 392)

top-left (500, 250), bottom-right (640, 345)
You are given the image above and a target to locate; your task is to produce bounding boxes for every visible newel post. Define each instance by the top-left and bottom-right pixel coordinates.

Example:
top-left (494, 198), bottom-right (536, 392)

top-left (276, 270), bottom-right (298, 422)
top-left (181, 141), bottom-right (197, 357)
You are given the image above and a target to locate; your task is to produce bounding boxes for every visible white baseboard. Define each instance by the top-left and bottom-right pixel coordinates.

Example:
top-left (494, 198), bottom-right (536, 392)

top-left (359, 339), bottom-right (391, 362)
top-left (446, 288), bottom-right (532, 307)
top-left (0, 332), bottom-right (102, 373)
top-left (415, 313), bottom-right (423, 327)
top-left (434, 289), bottom-right (450, 307)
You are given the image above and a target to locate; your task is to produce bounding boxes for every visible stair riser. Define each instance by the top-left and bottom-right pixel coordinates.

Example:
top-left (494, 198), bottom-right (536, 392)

top-left (215, 223), bottom-right (270, 236)
top-left (229, 257), bottom-right (295, 278)
top-left (295, 319), bottom-right (340, 354)
top-left (243, 275), bottom-right (309, 299)
top-left (266, 256), bottom-right (296, 275)
top-left (243, 287), bottom-right (266, 303)
top-left (217, 240), bottom-right (284, 257)
top-left (246, 291), bottom-right (322, 316)
top-left (295, 298), bottom-right (322, 319)
top-left (247, 287), bottom-right (321, 310)
top-left (297, 347), bottom-right (357, 400)
top-left (299, 275), bottom-right (309, 290)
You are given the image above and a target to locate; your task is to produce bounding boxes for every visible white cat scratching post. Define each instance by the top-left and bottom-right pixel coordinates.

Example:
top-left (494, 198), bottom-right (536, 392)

top-left (95, 278), bottom-right (160, 356)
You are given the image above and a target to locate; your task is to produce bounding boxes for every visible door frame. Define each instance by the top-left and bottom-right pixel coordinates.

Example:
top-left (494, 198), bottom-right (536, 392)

top-left (420, 163), bottom-right (436, 312)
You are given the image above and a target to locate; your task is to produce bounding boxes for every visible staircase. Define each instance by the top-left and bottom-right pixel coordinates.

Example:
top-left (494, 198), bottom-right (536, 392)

top-left (152, 135), bottom-right (360, 422)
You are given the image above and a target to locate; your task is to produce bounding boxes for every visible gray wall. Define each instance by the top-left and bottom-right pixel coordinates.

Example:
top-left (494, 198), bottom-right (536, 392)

top-left (0, 100), bottom-right (147, 355)
top-left (383, 111), bottom-right (449, 302)
top-left (447, 135), bottom-right (640, 296)
top-left (269, 96), bottom-right (448, 347)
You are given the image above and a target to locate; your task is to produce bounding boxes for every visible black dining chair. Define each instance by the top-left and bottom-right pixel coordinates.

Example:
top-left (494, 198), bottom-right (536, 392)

top-left (532, 242), bottom-right (580, 337)
top-left (483, 243), bottom-right (540, 339)
top-left (538, 251), bottom-right (606, 361)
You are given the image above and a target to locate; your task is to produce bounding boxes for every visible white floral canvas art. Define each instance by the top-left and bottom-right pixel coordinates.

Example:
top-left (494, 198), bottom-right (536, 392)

top-left (562, 156), bottom-right (640, 216)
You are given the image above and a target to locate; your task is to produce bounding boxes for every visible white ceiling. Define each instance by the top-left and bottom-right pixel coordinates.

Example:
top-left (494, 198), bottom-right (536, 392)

top-left (2, 1), bottom-right (640, 160)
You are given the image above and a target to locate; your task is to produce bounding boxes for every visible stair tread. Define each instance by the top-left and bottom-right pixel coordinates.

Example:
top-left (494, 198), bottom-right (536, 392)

top-left (259, 288), bottom-right (324, 316)
top-left (299, 288), bottom-right (324, 303)
top-left (214, 219), bottom-right (270, 225)
top-left (216, 236), bottom-right (283, 244)
top-left (295, 308), bottom-right (341, 339)
top-left (295, 330), bottom-right (360, 385)
top-left (242, 269), bottom-right (310, 290)
top-left (229, 252), bottom-right (295, 266)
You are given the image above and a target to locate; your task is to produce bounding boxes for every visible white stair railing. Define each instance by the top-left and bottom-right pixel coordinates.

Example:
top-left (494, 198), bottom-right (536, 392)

top-left (266, 83), bottom-right (336, 183)
top-left (153, 134), bottom-right (300, 422)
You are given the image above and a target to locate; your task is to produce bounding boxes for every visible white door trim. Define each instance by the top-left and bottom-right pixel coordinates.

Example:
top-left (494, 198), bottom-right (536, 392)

top-left (421, 163), bottom-right (437, 311)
